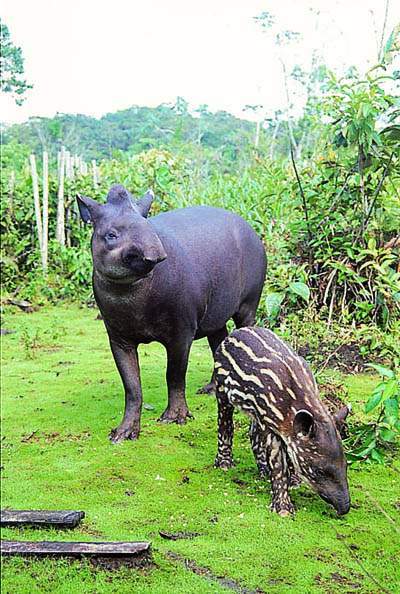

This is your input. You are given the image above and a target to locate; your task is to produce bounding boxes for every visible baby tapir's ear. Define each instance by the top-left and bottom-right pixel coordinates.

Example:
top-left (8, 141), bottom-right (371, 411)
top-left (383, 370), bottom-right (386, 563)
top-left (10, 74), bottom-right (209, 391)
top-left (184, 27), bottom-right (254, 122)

top-left (76, 194), bottom-right (101, 224)
top-left (293, 410), bottom-right (315, 437)
top-left (334, 405), bottom-right (350, 428)
top-left (136, 189), bottom-right (154, 218)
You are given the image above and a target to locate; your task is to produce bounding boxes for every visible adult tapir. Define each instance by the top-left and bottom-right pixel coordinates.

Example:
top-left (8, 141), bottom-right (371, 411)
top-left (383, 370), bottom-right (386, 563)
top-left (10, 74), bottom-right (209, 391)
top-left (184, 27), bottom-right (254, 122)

top-left (77, 184), bottom-right (266, 443)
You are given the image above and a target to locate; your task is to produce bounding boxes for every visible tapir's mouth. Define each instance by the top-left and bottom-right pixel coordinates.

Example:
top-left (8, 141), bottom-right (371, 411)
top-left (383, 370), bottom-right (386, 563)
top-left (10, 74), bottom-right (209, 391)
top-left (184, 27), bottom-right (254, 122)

top-left (96, 268), bottom-right (153, 285)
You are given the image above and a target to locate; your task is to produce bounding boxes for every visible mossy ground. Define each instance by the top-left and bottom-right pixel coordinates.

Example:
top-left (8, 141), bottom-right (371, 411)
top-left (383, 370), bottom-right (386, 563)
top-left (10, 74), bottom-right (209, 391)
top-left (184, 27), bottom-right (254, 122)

top-left (1, 306), bottom-right (399, 593)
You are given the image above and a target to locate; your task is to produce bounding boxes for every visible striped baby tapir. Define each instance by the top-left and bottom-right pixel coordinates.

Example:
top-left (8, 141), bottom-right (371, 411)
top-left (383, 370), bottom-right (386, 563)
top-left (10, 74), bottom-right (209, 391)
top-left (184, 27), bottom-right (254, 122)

top-left (213, 326), bottom-right (351, 517)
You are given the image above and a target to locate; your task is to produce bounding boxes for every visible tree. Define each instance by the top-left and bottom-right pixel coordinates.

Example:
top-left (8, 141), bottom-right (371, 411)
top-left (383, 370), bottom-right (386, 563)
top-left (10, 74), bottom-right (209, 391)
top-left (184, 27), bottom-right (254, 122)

top-left (0, 22), bottom-right (32, 105)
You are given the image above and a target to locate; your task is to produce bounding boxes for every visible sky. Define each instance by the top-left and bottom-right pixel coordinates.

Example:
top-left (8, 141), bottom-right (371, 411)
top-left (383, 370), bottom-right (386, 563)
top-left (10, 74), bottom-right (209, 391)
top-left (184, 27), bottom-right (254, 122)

top-left (1, 0), bottom-right (399, 123)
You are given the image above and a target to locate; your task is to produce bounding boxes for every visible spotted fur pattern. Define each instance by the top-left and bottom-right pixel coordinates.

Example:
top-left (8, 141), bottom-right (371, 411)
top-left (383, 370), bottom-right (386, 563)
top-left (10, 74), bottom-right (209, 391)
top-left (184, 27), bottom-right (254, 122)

top-left (214, 326), bottom-right (350, 516)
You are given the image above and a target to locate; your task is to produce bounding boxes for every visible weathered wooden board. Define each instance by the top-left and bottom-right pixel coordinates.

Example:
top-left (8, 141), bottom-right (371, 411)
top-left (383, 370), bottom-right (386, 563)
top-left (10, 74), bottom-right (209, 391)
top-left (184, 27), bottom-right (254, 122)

top-left (0, 510), bottom-right (85, 529)
top-left (1, 540), bottom-right (152, 565)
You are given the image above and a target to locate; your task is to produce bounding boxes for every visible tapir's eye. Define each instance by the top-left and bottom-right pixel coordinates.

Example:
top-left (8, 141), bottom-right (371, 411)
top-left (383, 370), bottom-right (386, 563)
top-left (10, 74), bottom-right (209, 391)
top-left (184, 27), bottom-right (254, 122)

top-left (105, 232), bottom-right (118, 241)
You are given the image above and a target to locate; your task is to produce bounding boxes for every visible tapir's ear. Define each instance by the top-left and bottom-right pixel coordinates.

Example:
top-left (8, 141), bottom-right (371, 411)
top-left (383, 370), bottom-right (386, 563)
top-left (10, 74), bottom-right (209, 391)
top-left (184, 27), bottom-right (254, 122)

top-left (76, 194), bottom-right (101, 224)
top-left (334, 405), bottom-right (350, 427)
top-left (136, 189), bottom-right (154, 218)
top-left (293, 410), bottom-right (315, 437)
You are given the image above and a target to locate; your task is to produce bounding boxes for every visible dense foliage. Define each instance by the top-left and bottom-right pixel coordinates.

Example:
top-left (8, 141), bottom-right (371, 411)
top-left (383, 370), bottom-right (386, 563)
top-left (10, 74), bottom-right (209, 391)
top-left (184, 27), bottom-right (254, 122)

top-left (2, 101), bottom-right (258, 162)
top-left (1, 39), bottom-right (399, 369)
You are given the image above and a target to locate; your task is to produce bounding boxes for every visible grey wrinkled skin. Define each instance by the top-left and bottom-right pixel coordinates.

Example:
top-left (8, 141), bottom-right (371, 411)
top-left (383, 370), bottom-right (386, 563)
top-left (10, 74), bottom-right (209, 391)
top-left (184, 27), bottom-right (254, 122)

top-left (76, 185), bottom-right (266, 443)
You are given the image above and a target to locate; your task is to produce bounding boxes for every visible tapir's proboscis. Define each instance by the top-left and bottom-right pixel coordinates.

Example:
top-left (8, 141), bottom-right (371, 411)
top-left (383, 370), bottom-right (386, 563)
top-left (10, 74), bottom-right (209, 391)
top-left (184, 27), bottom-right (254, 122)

top-left (77, 185), bottom-right (266, 443)
top-left (214, 326), bottom-right (351, 516)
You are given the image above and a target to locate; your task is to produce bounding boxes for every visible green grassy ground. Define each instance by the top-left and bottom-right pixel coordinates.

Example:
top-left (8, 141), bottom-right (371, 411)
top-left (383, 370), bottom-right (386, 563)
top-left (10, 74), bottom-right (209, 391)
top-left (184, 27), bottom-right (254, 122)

top-left (1, 306), bottom-right (399, 593)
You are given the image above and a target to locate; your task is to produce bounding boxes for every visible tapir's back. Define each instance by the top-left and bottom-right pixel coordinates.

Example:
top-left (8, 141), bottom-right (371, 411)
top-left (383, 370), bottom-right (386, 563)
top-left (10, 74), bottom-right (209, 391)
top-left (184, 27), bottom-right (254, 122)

top-left (150, 205), bottom-right (264, 264)
top-left (214, 326), bottom-right (327, 427)
top-left (150, 206), bottom-right (266, 334)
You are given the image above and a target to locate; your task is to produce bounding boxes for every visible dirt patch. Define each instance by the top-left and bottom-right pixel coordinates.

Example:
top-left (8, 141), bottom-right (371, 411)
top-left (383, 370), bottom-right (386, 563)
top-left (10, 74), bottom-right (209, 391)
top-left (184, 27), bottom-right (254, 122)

top-left (314, 571), bottom-right (362, 590)
top-left (20, 431), bottom-right (91, 444)
top-left (299, 342), bottom-right (366, 373)
top-left (319, 378), bottom-right (349, 437)
top-left (159, 531), bottom-right (200, 541)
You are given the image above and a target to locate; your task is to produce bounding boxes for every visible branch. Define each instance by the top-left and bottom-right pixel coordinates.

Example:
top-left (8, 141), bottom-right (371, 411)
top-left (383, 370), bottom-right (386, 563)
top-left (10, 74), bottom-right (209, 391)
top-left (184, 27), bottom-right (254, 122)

top-left (290, 146), bottom-right (313, 267)
top-left (354, 151), bottom-right (394, 244)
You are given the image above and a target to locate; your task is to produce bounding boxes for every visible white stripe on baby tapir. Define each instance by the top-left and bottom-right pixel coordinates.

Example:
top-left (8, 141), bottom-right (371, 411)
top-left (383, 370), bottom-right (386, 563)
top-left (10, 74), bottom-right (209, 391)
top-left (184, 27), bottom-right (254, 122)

top-left (260, 368), bottom-right (284, 391)
top-left (266, 402), bottom-right (285, 422)
top-left (243, 328), bottom-right (317, 400)
top-left (220, 342), bottom-right (264, 388)
top-left (225, 375), bottom-right (240, 387)
top-left (225, 388), bottom-right (278, 428)
top-left (215, 367), bottom-right (229, 376)
top-left (227, 336), bottom-right (272, 365)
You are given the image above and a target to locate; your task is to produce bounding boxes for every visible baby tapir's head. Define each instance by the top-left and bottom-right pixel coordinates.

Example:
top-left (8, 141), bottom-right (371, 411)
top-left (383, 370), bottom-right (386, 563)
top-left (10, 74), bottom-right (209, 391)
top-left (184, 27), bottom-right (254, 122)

top-left (287, 406), bottom-right (350, 515)
top-left (77, 185), bottom-right (167, 283)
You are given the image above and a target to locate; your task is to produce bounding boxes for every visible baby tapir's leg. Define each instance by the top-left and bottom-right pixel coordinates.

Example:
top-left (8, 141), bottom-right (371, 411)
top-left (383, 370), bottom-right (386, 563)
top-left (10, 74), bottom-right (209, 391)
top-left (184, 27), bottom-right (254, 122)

top-left (266, 433), bottom-right (295, 516)
top-left (214, 390), bottom-right (235, 469)
top-left (249, 420), bottom-right (270, 478)
top-left (250, 422), bottom-right (301, 489)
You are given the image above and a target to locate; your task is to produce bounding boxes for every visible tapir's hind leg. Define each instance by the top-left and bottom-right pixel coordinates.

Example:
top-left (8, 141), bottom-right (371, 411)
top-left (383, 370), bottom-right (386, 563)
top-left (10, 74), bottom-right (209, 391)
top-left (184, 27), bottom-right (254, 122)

top-left (197, 325), bottom-right (228, 394)
top-left (159, 338), bottom-right (193, 424)
top-left (233, 297), bottom-right (259, 329)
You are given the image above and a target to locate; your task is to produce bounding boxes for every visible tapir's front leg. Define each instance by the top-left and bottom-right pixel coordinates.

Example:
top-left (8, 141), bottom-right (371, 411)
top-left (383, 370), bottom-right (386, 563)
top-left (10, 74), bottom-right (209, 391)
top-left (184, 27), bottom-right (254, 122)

top-left (109, 341), bottom-right (142, 444)
top-left (250, 423), bottom-right (301, 488)
top-left (267, 434), bottom-right (295, 516)
top-left (249, 421), bottom-right (270, 478)
top-left (159, 339), bottom-right (193, 424)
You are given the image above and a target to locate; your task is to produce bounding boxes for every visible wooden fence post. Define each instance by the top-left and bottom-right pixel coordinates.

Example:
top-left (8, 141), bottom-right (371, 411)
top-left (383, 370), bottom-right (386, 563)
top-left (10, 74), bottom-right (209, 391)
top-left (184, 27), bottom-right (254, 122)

top-left (56, 147), bottom-right (66, 246)
top-left (65, 151), bottom-right (73, 247)
top-left (30, 154), bottom-right (43, 258)
top-left (92, 160), bottom-right (98, 188)
top-left (42, 151), bottom-right (49, 271)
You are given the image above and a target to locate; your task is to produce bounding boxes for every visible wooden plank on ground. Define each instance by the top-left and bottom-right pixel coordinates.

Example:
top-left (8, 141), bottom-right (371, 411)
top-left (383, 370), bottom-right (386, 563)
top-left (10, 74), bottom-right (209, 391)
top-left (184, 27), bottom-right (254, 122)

top-left (0, 510), bottom-right (85, 529)
top-left (1, 540), bottom-right (152, 566)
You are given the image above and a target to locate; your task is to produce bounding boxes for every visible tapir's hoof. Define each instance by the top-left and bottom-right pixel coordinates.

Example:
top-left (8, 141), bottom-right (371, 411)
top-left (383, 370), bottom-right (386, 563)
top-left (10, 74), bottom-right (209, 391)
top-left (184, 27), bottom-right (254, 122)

top-left (109, 425), bottom-right (140, 444)
top-left (277, 509), bottom-right (294, 518)
top-left (197, 382), bottom-right (216, 395)
top-left (158, 408), bottom-right (193, 425)
top-left (214, 456), bottom-right (235, 470)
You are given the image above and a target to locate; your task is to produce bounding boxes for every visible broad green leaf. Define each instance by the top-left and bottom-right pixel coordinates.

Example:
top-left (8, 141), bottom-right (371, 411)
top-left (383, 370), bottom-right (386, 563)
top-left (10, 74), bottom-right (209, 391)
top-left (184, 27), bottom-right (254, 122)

top-left (370, 448), bottom-right (385, 463)
top-left (382, 379), bottom-right (399, 399)
top-left (367, 364), bottom-right (395, 379)
top-left (289, 281), bottom-right (310, 302)
top-left (365, 392), bottom-right (382, 413)
top-left (357, 439), bottom-right (376, 457)
top-left (379, 428), bottom-right (397, 442)
top-left (265, 292), bottom-right (284, 320)
top-left (384, 397), bottom-right (399, 421)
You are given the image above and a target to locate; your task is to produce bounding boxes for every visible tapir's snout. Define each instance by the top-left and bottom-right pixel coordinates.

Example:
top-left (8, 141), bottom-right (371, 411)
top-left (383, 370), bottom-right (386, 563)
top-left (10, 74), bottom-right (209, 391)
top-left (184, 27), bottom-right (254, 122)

top-left (320, 491), bottom-right (350, 516)
top-left (335, 497), bottom-right (351, 516)
top-left (121, 239), bottom-right (167, 278)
